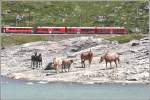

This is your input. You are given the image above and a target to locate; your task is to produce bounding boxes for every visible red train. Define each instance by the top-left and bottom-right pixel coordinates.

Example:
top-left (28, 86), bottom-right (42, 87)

top-left (2, 26), bottom-right (128, 34)
top-left (2, 27), bottom-right (33, 33)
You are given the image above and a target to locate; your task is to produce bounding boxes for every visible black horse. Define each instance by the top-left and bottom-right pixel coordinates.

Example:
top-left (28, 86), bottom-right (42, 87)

top-left (37, 53), bottom-right (42, 68)
top-left (31, 52), bottom-right (42, 69)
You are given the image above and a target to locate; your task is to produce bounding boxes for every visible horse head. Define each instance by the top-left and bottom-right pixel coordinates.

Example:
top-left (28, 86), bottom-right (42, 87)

top-left (39, 53), bottom-right (42, 57)
top-left (34, 52), bottom-right (38, 56)
top-left (70, 59), bottom-right (73, 64)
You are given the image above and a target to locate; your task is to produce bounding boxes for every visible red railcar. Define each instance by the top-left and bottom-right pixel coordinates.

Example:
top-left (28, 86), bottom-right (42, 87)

top-left (66, 27), bottom-right (96, 34)
top-left (52, 27), bottom-right (66, 34)
top-left (35, 27), bottom-right (66, 34)
top-left (96, 27), bottom-right (127, 34)
top-left (35, 27), bottom-right (52, 34)
top-left (2, 27), bottom-right (33, 33)
top-left (66, 27), bottom-right (78, 34)
top-left (112, 27), bottom-right (128, 34)
top-left (96, 27), bottom-right (112, 34)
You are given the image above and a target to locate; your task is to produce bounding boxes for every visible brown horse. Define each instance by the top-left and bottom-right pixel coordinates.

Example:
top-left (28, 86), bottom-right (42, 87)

top-left (62, 59), bottom-right (73, 72)
top-left (80, 49), bottom-right (93, 68)
top-left (53, 58), bottom-right (62, 73)
top-left (99, 52), bottom-right (120, 69)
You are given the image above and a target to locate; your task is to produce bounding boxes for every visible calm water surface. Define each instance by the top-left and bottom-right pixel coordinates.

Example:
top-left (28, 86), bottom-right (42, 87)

top-left (1, 76), bottom-right (150, 100)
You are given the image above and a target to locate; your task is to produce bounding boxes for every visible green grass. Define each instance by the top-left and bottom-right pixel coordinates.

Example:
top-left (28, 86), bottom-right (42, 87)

top-left (105, 34), bottom-right (146, 43)
top-left (1, 34), bottom-right (77, 47)
top-left (1, 35), bottom-right (49, 47)
top-left (1, 34), bottom-right (146, 48)
top-left (2, 1), bottom-right (149, 33)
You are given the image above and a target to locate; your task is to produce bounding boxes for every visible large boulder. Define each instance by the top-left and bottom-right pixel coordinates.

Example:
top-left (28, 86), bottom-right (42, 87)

top-left (44, 62), bottom-right (54, 70)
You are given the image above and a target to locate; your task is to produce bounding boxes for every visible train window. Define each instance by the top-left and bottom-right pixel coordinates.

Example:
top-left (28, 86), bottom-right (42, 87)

top-left (45, 29), bottom-right (48, 31)
top-left (67, 29), bottom-right (73, 32)
top-left (67, 29), bottom-right (72, 32)
top-left (54, 29), bottom-right (60, 31)
top-left (82, 29), bottom-right (93, 32)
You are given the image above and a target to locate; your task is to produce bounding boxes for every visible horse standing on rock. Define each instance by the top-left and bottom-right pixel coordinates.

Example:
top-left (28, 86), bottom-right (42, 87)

top-left (37, 53), bottom-right (42, 68)
top-left (80, 49), bottom-right (93, 68)
top-left (99, 52), bottom-right (120, 69)
top-left (53, 58), bottom-right (62, 73)
top-left (31, 52), bottom-right (42, 69)
top-left (31, 52), bottom-right (37, 68)
top-left (62, 59), bottom-right (73, 72)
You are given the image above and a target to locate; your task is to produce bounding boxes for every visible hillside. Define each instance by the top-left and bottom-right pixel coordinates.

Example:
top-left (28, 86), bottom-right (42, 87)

top-left (2, 1), bottom-right (149, 33)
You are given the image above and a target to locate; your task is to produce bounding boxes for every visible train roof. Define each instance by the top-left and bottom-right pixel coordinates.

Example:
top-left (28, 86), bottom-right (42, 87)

top-left (3, 27), bottom-right (33, 28)
top-left (37, 27), bottom-right (66, 28)
top-left (96, 27), bottom-right (126, 29)
top-left (67, 27), bottom-right (96, 29)
top-left (78, 27), bottom-right (95, 29)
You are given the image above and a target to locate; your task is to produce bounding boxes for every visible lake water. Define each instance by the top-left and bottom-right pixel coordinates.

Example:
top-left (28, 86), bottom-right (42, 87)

top-left (1, 76), bottom-right (150, 100)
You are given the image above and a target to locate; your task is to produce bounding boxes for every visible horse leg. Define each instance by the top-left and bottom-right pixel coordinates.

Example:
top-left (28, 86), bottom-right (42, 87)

top-left (41, 61), bottom-right (42, 67)
top-left (62, 65), bottom-right (65, 72)
top-left (65, 65), bottom-right (67, 72)
top-left (37, 61), bottom-right (39, 68)
top-left (81, 60), bottom-right (83, 68)
top-left (33, 61), bottom-right (35, 69)
top-left (61, 65), bottom-right (63, 72)
top-left (36, 61), bottom-right (38, 68)
top-left (39, 61), bottom-right (40, 68)
top-left (105, 61), bottom-right (107, 69)
top-left (56, 65), bottom-right (59, 73)
top-left (89, 60), bottom-right (91, 67)
top-left (117, 58), bottom-right (120, 67)
top-left (39, 61), bottom-right (41, 68)
top-left (35, 61), bottom-right (37, 68)
top-left (68, 65), bottom-right (70, 72)
top-left (31, 61), bottom-right (32, 68)
top-left (114, 60), bottom-right (117, 68)
top-left (110, 62), bottom-right (112, 68)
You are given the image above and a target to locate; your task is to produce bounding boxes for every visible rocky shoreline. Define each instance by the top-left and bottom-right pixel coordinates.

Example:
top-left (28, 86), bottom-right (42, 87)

top-left (1, 36), bottom-right (149, 84)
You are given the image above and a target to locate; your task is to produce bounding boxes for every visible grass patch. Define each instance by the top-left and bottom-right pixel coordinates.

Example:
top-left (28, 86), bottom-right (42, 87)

top-left (1, 34), bottom-right (77, 47)
top-left (105, 34), bottom-right (146, 43)
top-left (1, 35), bottom-right (49, 47)
top-left (1, 34), bottom-right (146, 48)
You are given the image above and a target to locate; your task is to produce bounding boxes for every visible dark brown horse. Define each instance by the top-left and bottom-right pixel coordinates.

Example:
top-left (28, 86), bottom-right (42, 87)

top-left (80, 49), bottom-right (93, 68)
top-left (37, 53), bottom-right (42, 68)
top-left (99, 52), bottom-right (120, 69)
top-left (31, 52), bottom-right (37, 68)
top-left (31, 52), bottom-right (42, 69)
